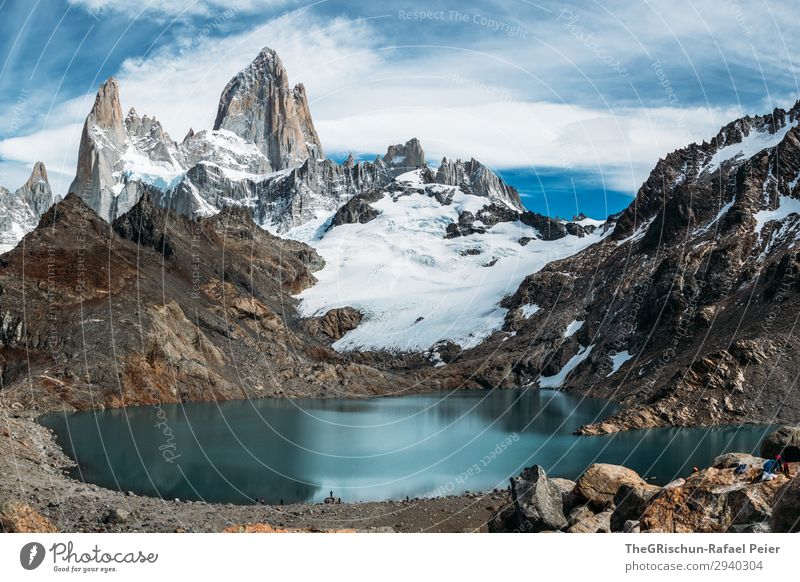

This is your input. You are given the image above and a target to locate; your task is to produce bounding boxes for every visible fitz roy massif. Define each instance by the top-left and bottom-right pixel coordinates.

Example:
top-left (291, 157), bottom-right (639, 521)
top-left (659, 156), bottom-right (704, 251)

top-left (1, 47), bottom-right (800, 535)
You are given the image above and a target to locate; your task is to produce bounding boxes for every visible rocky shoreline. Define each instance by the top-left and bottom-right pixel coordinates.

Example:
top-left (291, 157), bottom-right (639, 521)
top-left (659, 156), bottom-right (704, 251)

top-left (2, 404), bottom-right (798, 533)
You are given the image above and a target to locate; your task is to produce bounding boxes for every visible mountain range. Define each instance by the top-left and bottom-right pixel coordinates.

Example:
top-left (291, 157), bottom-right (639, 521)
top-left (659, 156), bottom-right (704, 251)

top-left (1, 46), bottom-right (799, 433)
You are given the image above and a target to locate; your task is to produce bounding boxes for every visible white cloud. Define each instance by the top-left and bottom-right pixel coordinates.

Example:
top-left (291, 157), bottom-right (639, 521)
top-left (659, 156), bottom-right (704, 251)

top-left (0, 123), bottom-right (84, 194)
top-left (68, 0), bottom-right (288, 18)
top-left (316, 101), bottom-right (739, 192)
top-left (113, 11), bottom-right (380, 139)
top-left (0, 3), bottom-right (782, 200)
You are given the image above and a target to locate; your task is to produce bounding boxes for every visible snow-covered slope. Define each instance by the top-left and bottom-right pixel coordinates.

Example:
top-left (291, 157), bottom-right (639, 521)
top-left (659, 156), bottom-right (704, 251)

top-left (703, 118), bottom-right (799, 173)
top-left (292, 170), bottom-right (606, 352)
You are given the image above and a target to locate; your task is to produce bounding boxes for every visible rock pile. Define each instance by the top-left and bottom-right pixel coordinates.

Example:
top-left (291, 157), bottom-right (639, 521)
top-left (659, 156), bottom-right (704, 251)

top-left (489, 432), bottom-right (800, 533)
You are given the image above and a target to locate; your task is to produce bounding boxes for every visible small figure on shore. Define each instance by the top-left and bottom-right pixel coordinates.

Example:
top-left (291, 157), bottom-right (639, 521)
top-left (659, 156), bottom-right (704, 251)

top-left (280, 499), bottom-right (284, 506)
top-left (759, 457), bottom-right (782, 481)
top-left (337, 497), bottom-right (341, 504)
top-left (324, 490), bottom-right (336, 504)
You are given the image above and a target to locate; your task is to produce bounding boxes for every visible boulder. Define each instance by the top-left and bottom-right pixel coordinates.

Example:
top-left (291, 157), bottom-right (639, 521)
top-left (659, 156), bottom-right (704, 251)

top-left (0, 501), bottom-right (57, 533)
top-left (306, 307), bottom-right (363, 341)
top-left (760, 426), bottom-right (800, 462)
top-left (771, 474), bottom-right (800, 532)
top-left (567, 504), bottom-right (595, 526)
top-left (549, 477), bottom-right (578, 512)
top-left (103, 507), bottom-right (130, 525)
top-left (640, 466), bottom-right (790, 532)
top-left (574, 464), bottom-right (647, 509)
top-left (488, 466), bottom-right (567, 532)
top-left (610, 483), bottom-right (661, 531)
top-left (712, 452), bottom-right (764, 469)
top-left (567, 510), bottom-right (612, 533)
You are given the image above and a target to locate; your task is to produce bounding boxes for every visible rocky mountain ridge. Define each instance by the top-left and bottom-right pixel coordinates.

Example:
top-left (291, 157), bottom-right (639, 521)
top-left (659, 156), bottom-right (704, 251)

top-left (425, 97), bottom-right (800, 432)
top-left (0, 191), bottom-right (416, 412)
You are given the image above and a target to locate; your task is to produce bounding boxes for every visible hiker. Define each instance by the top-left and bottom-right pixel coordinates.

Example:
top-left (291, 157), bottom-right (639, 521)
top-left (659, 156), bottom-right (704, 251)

top-left (760, 458), bottom-right (779, 481)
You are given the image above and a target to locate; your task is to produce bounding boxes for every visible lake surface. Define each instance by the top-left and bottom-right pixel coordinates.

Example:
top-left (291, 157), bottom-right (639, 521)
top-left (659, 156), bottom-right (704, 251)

top-left (40, 389), bottom-right (774, 505)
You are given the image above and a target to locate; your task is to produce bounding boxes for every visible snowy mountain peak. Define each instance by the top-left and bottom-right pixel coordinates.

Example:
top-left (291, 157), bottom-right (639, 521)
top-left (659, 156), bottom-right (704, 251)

top-left (0, 161), bottom-right (55, 252)
top-left (212, 46), bottom-right (324, 170)
top-left (612, 98), bottom-right (800, 241)
top-left (435, 157), bottom-right (523, 211)
top-left (69, 78), bottom-right (184, 221)
top-left (383, 138), bottom-right (426, 172)
top-left (25, 161), bottom-right (48, 189)
top-left (88, 77), bottom-right (125, 143)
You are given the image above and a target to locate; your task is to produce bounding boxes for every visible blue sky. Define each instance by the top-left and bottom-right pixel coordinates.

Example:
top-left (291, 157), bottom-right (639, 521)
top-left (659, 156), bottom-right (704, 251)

top-left (1, 0), bottom-right (799, 218)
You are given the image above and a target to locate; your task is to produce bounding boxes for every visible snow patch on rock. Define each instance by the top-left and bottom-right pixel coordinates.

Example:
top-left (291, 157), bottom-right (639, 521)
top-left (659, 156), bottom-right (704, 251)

top-left (539, 344), bottom-right (595, 388)
top-left (606, 350), bottom-right (633, 377)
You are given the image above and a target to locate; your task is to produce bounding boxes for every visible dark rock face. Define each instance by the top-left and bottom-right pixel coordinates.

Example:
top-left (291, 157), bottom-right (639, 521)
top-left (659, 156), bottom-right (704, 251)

top-left (113, 190), bottom-right (177, 259)
top-left (488, 466), bottom-right (567, 532)
top-left (383, 138), bottom-right (425, 174)
top-left (328, 192), bottom-right (382, 229)
top-left (761, 426), bottom-right (800, 462)
top-left (520, 211), bottom-right (569, 241)
top-left (771, 474), bottom-right (800, 532)
top-left (443, 203), bottom-right (586, 242)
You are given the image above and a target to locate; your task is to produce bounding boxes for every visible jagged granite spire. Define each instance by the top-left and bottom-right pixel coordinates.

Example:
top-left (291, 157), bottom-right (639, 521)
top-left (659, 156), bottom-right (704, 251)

top-left (213, 47), bottom-right (324, 170)
top-left (68, 77), bottom-right (127, 221)
top-left (68, 78), bottom-right (185, 222)
top-left (17, 161), bottom-right (54, 217)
